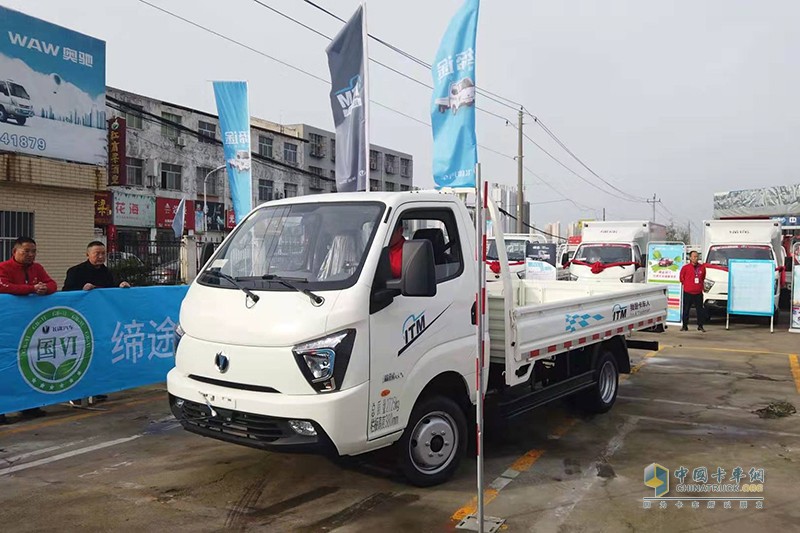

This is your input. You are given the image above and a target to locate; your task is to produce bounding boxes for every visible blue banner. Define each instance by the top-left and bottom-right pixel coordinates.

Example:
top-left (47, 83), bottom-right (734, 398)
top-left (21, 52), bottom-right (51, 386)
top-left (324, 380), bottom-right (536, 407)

top-left (0, 286), bottom-right (187, 414)
top-left (213, 81), bottom-right (252, 223)
top-left (431, 0), bottom-right (479, 189)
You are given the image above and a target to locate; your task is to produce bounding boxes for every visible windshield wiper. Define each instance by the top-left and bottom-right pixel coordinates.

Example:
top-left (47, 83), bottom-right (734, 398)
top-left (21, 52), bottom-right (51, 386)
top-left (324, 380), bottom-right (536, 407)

top-left (206, 269), bottom-right (260, 304)
top-left (262, 275), bottom-right (324, 306)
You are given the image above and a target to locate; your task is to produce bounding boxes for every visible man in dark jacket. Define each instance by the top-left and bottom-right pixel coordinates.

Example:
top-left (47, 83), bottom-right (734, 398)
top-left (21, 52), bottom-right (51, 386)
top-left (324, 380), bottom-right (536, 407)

top-left (63, 241), bottom-right (130, 291)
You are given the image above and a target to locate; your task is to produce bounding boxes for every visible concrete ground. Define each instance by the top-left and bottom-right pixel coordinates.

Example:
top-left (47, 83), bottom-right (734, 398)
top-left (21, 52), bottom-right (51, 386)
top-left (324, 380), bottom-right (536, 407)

top-left (1, 315), bottom-right (798, 532)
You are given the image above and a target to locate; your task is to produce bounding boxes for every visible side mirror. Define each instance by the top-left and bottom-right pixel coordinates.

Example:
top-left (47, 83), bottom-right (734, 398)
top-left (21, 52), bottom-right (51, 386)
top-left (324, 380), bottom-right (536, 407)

top-left (387, 240), bottom-right (437, 297)
top-left (200, 242), bottom-right (216, 268)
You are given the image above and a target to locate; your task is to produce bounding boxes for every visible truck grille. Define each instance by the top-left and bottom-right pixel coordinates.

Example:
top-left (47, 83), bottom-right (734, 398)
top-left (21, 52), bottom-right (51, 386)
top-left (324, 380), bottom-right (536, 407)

top-left (175, 398), bottom-right (289, 443)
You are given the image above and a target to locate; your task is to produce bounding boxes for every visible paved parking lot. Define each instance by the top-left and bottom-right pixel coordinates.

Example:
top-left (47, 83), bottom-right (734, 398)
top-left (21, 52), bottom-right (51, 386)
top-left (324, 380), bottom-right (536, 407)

top-left (2, 317), bottom-right (798, 532)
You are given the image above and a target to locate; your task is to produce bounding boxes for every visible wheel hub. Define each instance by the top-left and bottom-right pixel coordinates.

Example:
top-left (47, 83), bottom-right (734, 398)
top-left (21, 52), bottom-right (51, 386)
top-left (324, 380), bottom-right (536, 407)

top-left (409, 411), bottom-right (457, 473)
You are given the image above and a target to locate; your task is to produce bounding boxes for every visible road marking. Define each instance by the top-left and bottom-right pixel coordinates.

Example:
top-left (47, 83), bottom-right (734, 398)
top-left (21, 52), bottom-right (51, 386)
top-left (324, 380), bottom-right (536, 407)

top-left (537, 417), bottom-right (639, 532)
top-left (789, 355), bottom-right (800, 394)
top-left (0, 439), bottom-right (89, 467)
top-left (618, 395), bottom-right (749, 412)
top-left (0, 435), bottom-right (142, 476)
top-left (626, 347), bottom-right (661, 377)
top-left (630, 414), bottom-right (800, 439)
top-left (664, 345), bottom-right (795, 357)
top-left (0, 394), bottom-right (164, 436)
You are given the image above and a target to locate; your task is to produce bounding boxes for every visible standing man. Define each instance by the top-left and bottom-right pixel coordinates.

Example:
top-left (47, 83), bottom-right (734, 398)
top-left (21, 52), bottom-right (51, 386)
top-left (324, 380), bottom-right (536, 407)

top-left (0, 237), bottom-right (56, 423)
top-left (63, 241), bottom-right (131, 291)
top-left (679, 250), bottom-right (706, 332)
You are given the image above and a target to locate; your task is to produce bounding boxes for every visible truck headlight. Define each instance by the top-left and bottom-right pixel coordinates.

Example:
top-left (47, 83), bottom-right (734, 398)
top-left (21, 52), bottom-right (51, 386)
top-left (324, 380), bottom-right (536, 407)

top-left (174, 322), bottom-right (185, 349)
top-left (620, 274), bottom-right (634, 283)
top-left (703, 279), bottom-right (714, 293)
top-left (293, 329), bottom-right (356, 392)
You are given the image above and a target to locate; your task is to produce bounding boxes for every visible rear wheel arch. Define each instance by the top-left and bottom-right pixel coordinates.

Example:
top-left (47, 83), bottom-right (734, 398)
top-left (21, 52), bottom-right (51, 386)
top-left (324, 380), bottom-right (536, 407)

top-left (592, 335), bottom-right (630, 374)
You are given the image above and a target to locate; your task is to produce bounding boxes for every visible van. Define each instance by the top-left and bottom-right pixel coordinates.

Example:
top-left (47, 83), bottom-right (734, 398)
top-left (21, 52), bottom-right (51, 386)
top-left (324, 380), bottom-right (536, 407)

top-left (0, 79), bottom-right (34, 125)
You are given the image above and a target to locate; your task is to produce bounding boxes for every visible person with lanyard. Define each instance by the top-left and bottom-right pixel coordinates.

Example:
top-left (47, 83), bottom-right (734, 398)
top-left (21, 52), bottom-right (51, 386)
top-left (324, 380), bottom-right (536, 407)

top-left (679, 250), bottom-right (707, 332)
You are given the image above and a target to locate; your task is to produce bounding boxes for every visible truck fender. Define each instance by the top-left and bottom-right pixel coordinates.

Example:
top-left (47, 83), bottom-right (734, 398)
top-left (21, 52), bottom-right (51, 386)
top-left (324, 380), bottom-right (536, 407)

top-left (591, 336), bottom-right (631, 374)
top-left (400, 368), bottom-right (472, 431)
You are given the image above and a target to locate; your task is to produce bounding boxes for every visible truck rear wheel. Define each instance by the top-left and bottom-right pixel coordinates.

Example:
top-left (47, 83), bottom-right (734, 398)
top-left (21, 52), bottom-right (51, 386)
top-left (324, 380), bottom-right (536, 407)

top-left (398, 395), bottom-right (466, 487)
top-left (577, 351), bottom-right (619, 414)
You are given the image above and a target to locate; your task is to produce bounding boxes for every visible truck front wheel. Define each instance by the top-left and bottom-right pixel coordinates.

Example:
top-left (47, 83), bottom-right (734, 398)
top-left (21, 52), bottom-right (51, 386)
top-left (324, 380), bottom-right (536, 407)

top-left (576, 351), bottom-right (619, 414)
top-left (398, 395), bottom-right (467, 487)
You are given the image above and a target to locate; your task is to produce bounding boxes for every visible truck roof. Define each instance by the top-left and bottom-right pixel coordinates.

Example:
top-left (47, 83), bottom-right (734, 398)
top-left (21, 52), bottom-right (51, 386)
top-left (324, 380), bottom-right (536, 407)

top-left (703, 219), bottom-right (782, 244)
top-left (256, 190), bottom-right (460, 210)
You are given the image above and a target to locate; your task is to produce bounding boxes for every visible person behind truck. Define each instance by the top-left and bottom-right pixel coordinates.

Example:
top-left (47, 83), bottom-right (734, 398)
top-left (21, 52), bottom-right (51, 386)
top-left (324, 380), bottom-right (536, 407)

top-left (0, 236), bottom-right (56, 423)
top-left (389, 222), bottom-right (406, 278)
top-left (63, 241), bottom-right (131, 291)
top-left (679, 250), bottom-right (706, 332)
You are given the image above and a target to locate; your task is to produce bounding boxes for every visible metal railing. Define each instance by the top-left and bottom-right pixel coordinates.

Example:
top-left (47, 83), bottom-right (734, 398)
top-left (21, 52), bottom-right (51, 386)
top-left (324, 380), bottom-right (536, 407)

top-left (108, 240), bottom-right (184, 286)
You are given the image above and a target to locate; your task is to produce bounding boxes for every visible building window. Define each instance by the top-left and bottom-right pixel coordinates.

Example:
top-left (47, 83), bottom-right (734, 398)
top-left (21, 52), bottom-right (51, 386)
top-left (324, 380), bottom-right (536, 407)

top-left (198, 121), bottom-right (216, 143)
top-left (284, 183), bottom-right (298, 198)
top-left (385, 182), bottom-right (395, 192)
top-left (370, 179), bottom-right (379, 191)
top-left (401, 158), bottom-right (411, 178)
top-left (309, 166), bottom-right (324, 176)
top-left (126, 157), bottom-right (144, 187)
top-left (160, 163), bottom-right (182, 190)
top-left (309, 133), bottom-right (326, 158)
top-left (284, 142), bottom-right (298, 164)
top-left (400, 184), bottom-right (410, 191)
top-left (385, 154), bottom-right (397, 174)
top-left (161, 111), bottom-right (182, 140)
top-left (0, 211), bottom-right (34, 260)
top-left (369, 150), bottom-right (380, 171)
top-left (330, 170), bottom-right (336, 182)
top-left (123, 105), bottom-right (143, 130)
top-left (258, 135), bottom-right (273, 158)
top-left (258, 179), bottom-right (273, 202)
top-left (196, 166), bottom-right (220, 197)
top-left (330, 139), bottom-right (335, 161)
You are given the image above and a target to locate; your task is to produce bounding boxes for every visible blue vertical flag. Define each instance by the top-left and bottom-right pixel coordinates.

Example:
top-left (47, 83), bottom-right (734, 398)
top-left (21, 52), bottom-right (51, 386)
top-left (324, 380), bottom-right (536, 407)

top-left (171, 197), bottom-right (186, 238)
top-left (431, 0), bottom-right (479, 189)
top-left (213, 81), bottom-right (253, 223)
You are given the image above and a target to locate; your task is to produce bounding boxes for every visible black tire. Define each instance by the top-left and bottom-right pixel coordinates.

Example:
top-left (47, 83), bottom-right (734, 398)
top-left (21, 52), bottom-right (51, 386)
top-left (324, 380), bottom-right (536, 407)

top-left (576, 351), bottom-right (619, 414)
top-left (397, 395), bottom-right (467, 487)
top-left (15, 117), bottom-right (25, 125)
top-left (0, 107), bottom-right (6, 122)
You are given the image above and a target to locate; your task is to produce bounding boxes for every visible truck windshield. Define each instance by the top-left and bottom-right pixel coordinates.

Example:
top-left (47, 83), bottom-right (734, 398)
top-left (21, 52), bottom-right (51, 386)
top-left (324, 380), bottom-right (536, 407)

top-left (200, 201), bottom-right (384, 291)
top-left (486, 239), bottom-right (527, 262)
top-left (574, 244), bottom-right (632, 264)
top-left (9, 83), bottom-right (29, 99)
top-left (706, 245), bottom-right (773, 267)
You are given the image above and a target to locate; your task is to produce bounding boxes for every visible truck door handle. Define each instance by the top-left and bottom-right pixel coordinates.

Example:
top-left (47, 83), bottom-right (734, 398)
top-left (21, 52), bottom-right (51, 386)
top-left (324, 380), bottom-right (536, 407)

top-left (471, 301), bottom-right (477, 325)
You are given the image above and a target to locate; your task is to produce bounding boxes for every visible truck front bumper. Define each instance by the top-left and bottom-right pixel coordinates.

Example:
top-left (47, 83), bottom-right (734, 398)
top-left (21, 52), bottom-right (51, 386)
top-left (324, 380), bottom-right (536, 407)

top-left (167, 369), bottom-right (369, 456)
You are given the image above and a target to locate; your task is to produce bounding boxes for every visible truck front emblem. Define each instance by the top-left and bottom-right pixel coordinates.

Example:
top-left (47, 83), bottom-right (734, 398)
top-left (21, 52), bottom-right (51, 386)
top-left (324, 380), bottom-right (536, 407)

top-left (214, 351), bottom-right (230, 373)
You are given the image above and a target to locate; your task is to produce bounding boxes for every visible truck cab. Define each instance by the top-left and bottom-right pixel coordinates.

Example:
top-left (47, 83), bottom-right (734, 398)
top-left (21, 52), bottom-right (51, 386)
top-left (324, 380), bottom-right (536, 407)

top-left (702, 220), bottom-right (784, 316)
top-left (0, 79), bottom-right (34, 125)
top-left (485, 233), bottom-right (547, 281)
top-left (168, 191), bottom-right (667, 486)
top-left (568, 221), bottom-right (665, 283)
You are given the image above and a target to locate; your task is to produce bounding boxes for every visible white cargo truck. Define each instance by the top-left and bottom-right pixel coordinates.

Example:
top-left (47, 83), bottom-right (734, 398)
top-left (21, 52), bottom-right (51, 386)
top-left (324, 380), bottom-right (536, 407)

top-left (702, 219), bottom-right (785, 317)
top-left (485, 233), bottom-right (546, 281)
top-left (167, 191), bottom-right (667, 486)
top-left (568, 220), bottom-right (667, 283)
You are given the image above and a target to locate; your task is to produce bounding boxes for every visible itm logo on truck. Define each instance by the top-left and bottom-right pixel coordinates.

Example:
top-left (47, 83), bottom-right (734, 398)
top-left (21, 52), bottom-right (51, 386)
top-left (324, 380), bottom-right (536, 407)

top-left (612, 304), bottom-right (628, 321)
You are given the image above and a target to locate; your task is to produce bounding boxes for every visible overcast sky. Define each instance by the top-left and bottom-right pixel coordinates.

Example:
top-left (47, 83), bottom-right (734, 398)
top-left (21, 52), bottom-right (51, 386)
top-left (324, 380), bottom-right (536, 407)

top-left (5, 0), bottom-right (799, 239)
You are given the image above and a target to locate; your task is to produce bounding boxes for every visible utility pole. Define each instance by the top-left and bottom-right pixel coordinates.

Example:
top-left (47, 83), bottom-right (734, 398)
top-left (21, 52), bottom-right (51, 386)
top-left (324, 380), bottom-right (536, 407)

top-left (602, 208), bottom-right (606, 221)
top-left (646, 193), bottom-right (661, 222)
top-left (517, 108), bottom-right (524, 233)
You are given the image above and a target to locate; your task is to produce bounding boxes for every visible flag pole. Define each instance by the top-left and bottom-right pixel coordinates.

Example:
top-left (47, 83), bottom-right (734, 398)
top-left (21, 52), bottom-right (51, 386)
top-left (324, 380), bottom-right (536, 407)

top-left (361, 1), bottom-right (371, 192)
top-left (475, 162), bottom-right (485, 533)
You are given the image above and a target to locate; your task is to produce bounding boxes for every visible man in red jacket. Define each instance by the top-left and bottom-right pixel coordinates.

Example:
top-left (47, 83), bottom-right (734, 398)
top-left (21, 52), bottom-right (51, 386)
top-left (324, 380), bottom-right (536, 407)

top-left (0, 236), bottom-right (55, 423)
top-left (679, 250), bottom-right (706, 332)
top-left (0, 237), bottom-right (57, 296)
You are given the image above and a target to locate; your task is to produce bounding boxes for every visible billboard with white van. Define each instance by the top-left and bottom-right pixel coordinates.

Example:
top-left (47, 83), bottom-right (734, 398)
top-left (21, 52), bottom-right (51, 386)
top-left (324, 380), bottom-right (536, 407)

top-left (0, 6), bottom-right (106, 165)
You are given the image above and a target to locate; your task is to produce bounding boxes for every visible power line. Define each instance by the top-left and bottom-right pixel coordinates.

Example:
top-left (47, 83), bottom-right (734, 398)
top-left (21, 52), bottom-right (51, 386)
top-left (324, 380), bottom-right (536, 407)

top-left (248, 0), bottom-right (514, 123)
top-left (497, 207), bottom-right (566, 242)
top-left (298, 0), bottom-right (523, 112)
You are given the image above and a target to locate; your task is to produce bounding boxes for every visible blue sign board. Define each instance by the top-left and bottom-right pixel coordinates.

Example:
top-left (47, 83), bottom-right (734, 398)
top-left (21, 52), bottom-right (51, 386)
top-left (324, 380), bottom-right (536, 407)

top-left (0, 286), bottom-right (187, 414)
top-left (727, 259), bottom-right (775, 317)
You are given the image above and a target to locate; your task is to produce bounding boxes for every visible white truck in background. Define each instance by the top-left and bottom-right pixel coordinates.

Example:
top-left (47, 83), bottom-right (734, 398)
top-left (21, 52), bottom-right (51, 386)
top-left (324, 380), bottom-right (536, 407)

top-left (485, 233), bottom-right (546, 281)
top-left (568, 221), bottom-right (667, 283)
top-left (702, 219), bottom-right (785, 317)
top-left (167, 190), bottom-right (667, 486)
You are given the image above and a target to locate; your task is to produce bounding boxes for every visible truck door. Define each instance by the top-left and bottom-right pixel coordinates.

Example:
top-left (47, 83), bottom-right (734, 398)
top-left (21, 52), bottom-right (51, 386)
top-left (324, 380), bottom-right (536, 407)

top-left (367, 203), bottom-right (473, 441)
top-left (633, 244), bottom-right (646, 282)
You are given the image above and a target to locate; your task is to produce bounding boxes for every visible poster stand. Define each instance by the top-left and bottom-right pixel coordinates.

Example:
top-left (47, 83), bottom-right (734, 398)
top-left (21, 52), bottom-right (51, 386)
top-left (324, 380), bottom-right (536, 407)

top-left (726, 259), bottom-right (776, 334)
top-left (646, 241), bottom-right (686, 326)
